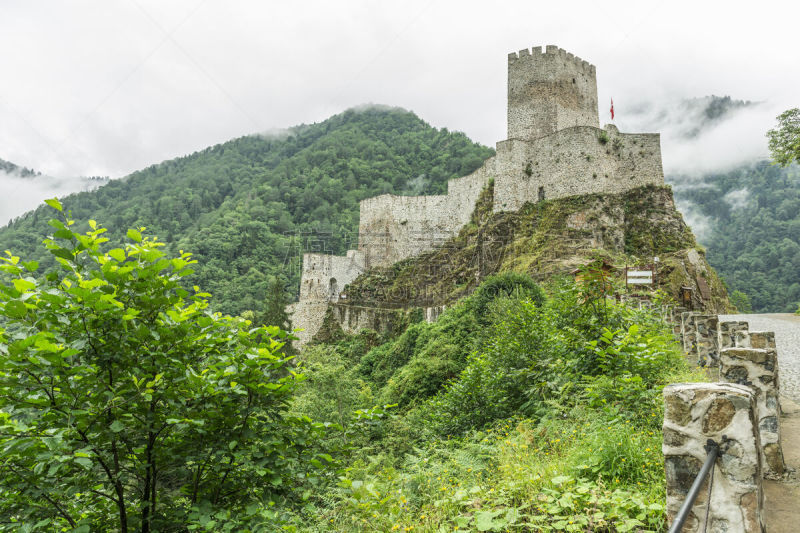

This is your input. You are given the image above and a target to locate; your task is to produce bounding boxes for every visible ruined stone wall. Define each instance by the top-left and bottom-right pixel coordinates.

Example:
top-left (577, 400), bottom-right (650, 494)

top-left (357, 123), bottom-right (663, 267)
top-left (507, 45), bottom-right (598, 141)
top-left (719, 320), bottom-right (751, 349)
top-left (293, 250), bottom-right (366, 345)
top-left (492, 125), bottom-right (664, 213)
top-left (331, 303), bottom-right (447, 336)
top-left (358, 167), bottom-right (492, 268)
top-left (299, 250), bottom-right (365, 302)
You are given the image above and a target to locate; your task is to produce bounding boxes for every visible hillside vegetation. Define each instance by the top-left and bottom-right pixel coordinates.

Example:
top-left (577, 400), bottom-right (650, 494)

top-left (0, 204), bottom-right (706, 531)
top-left (672, 162), bottom-right (800, 312)
top-left (0, 108), bottom-right (493, 317)
top-left (287, 270), bottom-right (704, 531)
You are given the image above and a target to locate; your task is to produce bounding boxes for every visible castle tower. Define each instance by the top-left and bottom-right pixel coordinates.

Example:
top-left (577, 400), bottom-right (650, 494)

top-left (507, 45), bottom-right (599, 141)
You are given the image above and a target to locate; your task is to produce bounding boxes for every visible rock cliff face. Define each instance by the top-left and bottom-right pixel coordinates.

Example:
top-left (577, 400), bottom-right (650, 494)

top-left (310, 183), bottom-right (731, 342)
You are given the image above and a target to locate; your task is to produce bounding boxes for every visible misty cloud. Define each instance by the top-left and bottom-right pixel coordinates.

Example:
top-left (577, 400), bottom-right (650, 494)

top-left (1, 1), bottom-right (797, 182)
top-left (0, 172), bottom-right (106, 222)
top-left (674, 198), bottom-right (714, 243)
top-left (723, 188), bottom-right (750, 210)
top-left (622, 97), bottom-right (780, 178)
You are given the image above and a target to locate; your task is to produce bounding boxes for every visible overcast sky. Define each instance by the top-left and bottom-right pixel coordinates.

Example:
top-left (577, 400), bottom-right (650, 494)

top-left (1, 0), bottom-right (798, 181)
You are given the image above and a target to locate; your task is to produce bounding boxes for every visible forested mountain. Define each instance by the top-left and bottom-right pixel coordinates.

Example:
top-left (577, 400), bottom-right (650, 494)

top-left (0, 108), bottom-right (493, 316)
top-left (672, 162), bottom-right (800, 312)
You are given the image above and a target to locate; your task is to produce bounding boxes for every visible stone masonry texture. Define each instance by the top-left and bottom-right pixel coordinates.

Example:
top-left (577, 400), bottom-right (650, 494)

top-left (663, 383), bottom-right (765, 532)
top-left (719, 347), bottom-right (785, 478)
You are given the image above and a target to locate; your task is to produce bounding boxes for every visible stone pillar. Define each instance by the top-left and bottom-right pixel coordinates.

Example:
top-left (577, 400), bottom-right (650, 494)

top-left (719, 346), bottom-right (785, 477)
top-left (719, 320), bottom-right (750, 349)
top-left (749, 331), bottom-right (776, 351)
top-left (680, 313), bottom-right (720, 367)
top-left (663, 383), bottom-right (764, 532)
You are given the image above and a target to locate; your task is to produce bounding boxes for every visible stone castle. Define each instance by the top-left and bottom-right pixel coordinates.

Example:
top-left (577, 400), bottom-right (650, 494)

top-left (292, 45), bottom-right (666, 345)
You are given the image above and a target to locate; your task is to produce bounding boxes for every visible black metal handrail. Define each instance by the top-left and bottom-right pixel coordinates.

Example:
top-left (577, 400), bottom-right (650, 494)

top-left (667, 439), bottom-right (719, 533)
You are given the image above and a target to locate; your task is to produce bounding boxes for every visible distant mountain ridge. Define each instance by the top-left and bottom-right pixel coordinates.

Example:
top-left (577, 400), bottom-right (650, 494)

top-left (0, 108), bottom-right (494, 317)
top-left (0, 157), bottom-right (110, 223)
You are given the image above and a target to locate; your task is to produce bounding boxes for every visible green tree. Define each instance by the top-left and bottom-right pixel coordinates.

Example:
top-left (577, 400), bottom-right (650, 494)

top-left (261, 276), bottom-right (291, 331)
top-left (0, 203), bottom-right (329, 532)
top-left (767, 108), bottom-right (800, 167)
top-left (729, 289), bottom-right (753, 313)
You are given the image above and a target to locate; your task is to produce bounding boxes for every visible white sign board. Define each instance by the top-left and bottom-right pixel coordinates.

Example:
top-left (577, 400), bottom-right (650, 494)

top-left (627, 270), bottom-right (653, 285)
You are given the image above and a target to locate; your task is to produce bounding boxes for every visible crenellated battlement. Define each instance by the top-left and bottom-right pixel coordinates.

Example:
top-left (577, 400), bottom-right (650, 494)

top-left (508, 45), bottom-right (596, 75)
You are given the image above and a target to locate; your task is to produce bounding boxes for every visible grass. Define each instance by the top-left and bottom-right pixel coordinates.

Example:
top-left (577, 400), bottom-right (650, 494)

top-left (307, 362), bottom-right (708, 532)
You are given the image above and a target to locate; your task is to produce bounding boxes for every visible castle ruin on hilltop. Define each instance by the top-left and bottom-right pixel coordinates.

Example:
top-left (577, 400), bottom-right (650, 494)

top-left (291, 45), bottom-right (666, 345)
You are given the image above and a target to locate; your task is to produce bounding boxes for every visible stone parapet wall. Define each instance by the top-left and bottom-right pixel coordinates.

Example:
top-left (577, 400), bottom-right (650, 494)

top-left (719, 320), bottom-right (750, 349)
top-left (719, 347), bottom-right (785, 477)
top-left (663, 383), bottom-right (765, 532)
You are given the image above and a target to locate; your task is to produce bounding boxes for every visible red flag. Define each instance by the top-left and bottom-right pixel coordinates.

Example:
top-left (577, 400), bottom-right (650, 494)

top-left (610, 98), bottom-right (615, 120)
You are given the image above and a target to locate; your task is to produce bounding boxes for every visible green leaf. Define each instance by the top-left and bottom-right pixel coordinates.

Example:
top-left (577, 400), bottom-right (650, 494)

top-left (475, 510), bottom-right (504, 531)
top-left (13, 278), bottom-right (35, 292)
top-left (108, 248), bottom-right (126, 262)
top-left (4, 300), bottom-right (27, 318)
top-left (109, 420), bottom-right (124, 433)
top-left (127, 228), bottom-right (142, 242)
top-left (44, 198), bottom-right (63, 212)
top-left (551, 475), bottom-right (573, 486)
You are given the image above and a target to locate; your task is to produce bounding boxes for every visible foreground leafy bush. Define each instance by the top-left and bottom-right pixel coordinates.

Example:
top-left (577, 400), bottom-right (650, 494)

top-left (418, 284), bottom-right (684, 436)
top-left (0, 204), bottom-right (332, 532)
top-left (289, 272), bottom-right (702, 531)
top-left (325, 413), bottom-right (666, 532)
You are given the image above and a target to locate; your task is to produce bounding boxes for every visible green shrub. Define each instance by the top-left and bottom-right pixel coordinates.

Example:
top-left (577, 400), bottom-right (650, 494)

top-left (468, 272), bottom-right (545, 322)
top-left (0, 207), bottom-right (332, 531)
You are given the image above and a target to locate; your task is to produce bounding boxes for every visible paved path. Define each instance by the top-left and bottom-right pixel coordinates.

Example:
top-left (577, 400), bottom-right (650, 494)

top-left (719, 313), bottom-right (800, 402)
top-left (763, 397), bottom-right (800, 532)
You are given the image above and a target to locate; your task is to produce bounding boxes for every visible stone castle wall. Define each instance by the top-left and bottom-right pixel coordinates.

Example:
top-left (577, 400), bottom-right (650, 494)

top-left (356, 124), bottom-right (663, 268)
top-left (492, 125), bottom-right (663, 213)
top-left (299, 251), bottom-right (365, 302)
top-left (293, 250), bottom-right (366, 345)
top-left (358, 167), bottom-right (492, 268)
